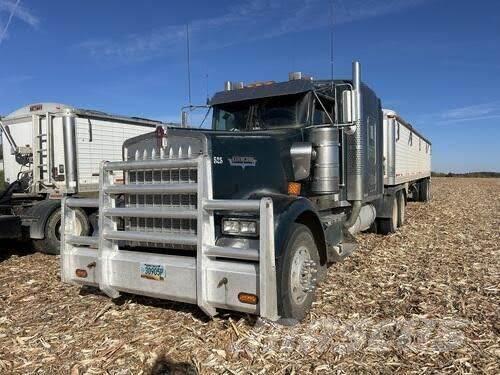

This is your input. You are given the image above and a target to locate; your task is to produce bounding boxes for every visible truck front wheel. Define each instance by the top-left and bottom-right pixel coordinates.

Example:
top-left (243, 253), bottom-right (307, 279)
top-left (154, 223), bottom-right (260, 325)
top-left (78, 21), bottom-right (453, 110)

top-left (277, 223), bottom-right (320, 321)
top-left (33, 208), bottom-right (89, 255)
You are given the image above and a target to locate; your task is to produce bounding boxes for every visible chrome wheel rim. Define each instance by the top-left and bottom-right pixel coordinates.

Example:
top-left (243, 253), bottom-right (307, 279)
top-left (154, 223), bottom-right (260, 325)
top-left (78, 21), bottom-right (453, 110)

top-left (290, 245), bottom-right (313, 305)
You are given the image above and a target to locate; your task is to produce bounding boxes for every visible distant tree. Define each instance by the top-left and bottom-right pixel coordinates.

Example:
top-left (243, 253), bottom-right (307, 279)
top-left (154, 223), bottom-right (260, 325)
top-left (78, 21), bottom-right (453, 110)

top-left (432, 171), bottom-right (499, 178)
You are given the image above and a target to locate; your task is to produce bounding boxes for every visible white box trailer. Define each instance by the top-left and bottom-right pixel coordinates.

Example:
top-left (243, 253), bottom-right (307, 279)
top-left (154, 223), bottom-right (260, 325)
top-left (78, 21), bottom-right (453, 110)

top-left (383, 109), bottom-right (431, 186)
top-left (0, 102), bottom-right (173, 253)
top-left (1, 103), bottom-right (164, 194)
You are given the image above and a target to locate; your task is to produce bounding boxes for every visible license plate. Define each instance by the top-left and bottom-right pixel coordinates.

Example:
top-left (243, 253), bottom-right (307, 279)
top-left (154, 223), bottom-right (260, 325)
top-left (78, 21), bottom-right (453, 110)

top-left (140, 263), bottom-right (166, 281)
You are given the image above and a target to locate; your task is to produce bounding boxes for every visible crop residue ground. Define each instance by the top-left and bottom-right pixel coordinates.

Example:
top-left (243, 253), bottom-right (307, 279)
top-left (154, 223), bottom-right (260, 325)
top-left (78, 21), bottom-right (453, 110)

top-left (0, 178), bottom-right (499, 374)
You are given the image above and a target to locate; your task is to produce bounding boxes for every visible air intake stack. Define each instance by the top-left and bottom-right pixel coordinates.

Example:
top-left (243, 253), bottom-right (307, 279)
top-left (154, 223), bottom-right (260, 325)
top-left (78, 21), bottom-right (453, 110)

top-left (346, 61), bottom-right (364, 202)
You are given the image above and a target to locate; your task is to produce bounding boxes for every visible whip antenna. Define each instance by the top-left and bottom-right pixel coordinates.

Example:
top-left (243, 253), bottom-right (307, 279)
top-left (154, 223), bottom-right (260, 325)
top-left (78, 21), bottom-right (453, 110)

top-left (329, 0), bottom-right (335, 87)
top-left (186, 24), bottom-right (192, 106)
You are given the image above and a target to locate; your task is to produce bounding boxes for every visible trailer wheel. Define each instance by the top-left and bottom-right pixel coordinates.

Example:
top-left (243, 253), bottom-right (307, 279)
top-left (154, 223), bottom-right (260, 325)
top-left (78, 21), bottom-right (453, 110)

top-left (33, 208), bottom-right (89, 255)
top-left (378, 195), bottom-right (398, 235)
top-left (277, 223), bottom-right (320, 321)
top-left (419, 179), bottom-right (431, 202)
top-left (397, 191), bottom-right (405, 227)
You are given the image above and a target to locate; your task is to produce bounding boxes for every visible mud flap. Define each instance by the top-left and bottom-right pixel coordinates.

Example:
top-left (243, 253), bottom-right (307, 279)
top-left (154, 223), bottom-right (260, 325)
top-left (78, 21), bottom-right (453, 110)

top-left (0, 215), bottom-right (21, 239)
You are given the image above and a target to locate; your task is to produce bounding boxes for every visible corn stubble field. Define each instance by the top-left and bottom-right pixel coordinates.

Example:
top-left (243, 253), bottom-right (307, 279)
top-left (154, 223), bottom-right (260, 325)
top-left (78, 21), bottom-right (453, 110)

top-left (0, 177), bottom-right (498, 374)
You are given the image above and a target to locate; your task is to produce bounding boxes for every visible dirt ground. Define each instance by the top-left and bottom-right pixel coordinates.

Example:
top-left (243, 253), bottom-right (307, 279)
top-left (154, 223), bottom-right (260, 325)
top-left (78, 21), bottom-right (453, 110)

top-left (0, 177), bottom-right (499, 374)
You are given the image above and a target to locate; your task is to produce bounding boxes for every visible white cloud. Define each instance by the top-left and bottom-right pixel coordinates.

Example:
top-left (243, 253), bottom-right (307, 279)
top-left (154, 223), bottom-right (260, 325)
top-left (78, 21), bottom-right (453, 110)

top-left (78, 0), bottom-right (430, 62)
top-left (413, 101), bottom-right (500, 127)
top-left (0, 0), bottom-right (39, 44)
top-left (438, 101), bottom-right (500, 124)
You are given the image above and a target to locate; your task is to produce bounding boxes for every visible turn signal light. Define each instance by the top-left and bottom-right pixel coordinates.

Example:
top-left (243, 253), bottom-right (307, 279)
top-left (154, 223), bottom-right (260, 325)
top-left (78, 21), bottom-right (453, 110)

top-left (238, 292), bottom-right (258, 305)
top-left (288, 182), bottom-right (301, 196)
top-left (75, 269), bottom-right (88, 278)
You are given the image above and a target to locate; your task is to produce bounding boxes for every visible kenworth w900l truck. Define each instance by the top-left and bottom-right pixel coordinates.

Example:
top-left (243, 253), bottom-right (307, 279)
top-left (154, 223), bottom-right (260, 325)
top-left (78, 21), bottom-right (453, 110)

top-left (61, 62), bottom-right (431, 321)
top-left (0, 103), bottom-right (169, 254)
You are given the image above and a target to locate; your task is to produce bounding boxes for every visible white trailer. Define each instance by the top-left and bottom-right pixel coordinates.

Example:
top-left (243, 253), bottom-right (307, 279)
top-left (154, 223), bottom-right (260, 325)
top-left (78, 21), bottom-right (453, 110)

top-left (383, 109), bottom-right (431, 186)
top-left (0, 102), bottom-right (172, 253)
top-left (373, 109), bottom-right (432, 234)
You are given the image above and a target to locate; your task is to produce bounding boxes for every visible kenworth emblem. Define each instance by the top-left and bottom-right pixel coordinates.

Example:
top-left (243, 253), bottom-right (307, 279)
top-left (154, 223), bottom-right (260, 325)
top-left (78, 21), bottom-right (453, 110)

top-left (228, 156), bottom-right (257, 169)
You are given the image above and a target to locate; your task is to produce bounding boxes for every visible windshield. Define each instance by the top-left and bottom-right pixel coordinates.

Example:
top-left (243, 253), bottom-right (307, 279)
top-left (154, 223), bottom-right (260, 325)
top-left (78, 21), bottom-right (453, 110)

top-left (212, 93), bottom-right (309, 131)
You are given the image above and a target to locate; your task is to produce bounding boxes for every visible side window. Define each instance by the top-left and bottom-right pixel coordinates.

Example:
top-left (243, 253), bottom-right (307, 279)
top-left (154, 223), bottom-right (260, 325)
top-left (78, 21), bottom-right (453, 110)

top-left (313, 99), bottom-right (333, 125)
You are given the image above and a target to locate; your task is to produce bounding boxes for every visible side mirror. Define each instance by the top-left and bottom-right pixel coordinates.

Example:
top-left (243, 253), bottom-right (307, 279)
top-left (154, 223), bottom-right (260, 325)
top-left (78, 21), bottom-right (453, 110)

top-left (341, 89), bottom-right (359, 135)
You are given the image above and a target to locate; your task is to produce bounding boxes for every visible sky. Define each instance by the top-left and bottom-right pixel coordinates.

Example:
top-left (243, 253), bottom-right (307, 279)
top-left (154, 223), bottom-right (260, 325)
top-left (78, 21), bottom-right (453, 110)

top-left (0, 0), bottom-right (499, 172)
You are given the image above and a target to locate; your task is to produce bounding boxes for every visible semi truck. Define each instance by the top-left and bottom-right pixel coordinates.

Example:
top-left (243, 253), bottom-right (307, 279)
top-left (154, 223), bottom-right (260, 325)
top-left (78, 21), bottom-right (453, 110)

top-left (0, 103), bottom-right (170, 253)
top-left (61, 61), bottom-right (431, 322)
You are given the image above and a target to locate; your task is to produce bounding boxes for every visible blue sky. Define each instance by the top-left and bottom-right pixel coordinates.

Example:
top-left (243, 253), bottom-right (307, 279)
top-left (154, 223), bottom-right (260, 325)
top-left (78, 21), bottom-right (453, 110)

top-left (0, 0), bottom-right (499, 172)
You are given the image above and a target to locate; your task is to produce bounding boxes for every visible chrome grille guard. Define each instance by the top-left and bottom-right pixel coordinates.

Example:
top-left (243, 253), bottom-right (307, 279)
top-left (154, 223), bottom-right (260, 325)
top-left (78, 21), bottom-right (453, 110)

top-left (61, 154), bottom-right (279, 320)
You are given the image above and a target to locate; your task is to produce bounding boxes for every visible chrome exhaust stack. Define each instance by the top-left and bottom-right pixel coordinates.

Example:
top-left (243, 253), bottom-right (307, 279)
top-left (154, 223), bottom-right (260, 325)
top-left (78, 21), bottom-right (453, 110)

top-left (62, 108), bottom-right (78, 194)
top-left (344, 61), bottom-right (364, 227)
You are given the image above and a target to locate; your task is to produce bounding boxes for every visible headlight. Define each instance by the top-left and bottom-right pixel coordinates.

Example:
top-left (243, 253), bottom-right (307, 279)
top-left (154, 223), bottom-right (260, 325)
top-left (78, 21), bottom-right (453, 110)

top-left (222, 218), bottom-right (258, 236)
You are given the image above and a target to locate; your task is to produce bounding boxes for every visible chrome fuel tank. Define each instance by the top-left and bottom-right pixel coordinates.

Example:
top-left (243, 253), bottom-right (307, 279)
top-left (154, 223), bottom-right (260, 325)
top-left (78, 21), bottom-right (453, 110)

top-left (309, 127), bottom-right (340, 194)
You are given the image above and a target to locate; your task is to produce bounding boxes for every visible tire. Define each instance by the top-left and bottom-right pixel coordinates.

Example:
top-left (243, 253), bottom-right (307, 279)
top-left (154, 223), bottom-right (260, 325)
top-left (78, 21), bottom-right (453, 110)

top-left (33, 207), bottom-right (90, 255)
top-left (377, 195), bottom-right (398, 235)
top-left (277, 223), bottom-right (320, 321)
top-left (397, 191), bottom-right (405, 227)
top-left (419, 179), bottom-right (431, 202)
top-left (425, 179), bottom-right (431, 202)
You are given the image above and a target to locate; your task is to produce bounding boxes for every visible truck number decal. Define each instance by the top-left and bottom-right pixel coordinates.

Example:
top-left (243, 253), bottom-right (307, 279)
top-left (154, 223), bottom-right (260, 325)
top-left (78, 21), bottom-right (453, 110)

top-left (213, 156), bottom-right (224, 165)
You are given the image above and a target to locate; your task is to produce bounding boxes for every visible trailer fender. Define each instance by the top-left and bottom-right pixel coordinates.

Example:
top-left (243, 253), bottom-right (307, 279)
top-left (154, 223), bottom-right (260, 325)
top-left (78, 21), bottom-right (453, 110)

top-left (273, 196), bottom-right (327, 266)
top-left (23, 199), bottom-right (62, 239)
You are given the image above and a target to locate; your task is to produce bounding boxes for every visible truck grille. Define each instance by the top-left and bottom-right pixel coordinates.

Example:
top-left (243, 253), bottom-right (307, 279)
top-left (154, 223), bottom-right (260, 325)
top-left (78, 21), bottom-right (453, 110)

top-left (122, 158), bottom-right (198, 250)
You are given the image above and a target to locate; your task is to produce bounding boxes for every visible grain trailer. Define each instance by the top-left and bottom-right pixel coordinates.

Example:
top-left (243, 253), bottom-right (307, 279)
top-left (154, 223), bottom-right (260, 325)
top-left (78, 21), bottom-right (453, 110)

top-left (0, 103), bottom-right (171, 253)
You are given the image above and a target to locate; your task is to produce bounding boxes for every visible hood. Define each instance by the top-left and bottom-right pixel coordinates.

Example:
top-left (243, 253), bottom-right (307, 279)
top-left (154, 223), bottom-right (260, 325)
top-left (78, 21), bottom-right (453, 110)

top-left (122, 127), bottom-right (304, 200)
top-left (208, 129), bottom-right (302, 199)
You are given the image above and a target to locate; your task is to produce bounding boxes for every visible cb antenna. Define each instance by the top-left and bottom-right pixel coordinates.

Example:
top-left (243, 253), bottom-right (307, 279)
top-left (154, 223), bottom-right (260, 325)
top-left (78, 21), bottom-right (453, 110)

top-left (186, 23), bottom-right (192, 107)
top-left (329, 0), bottom-right (335, 88)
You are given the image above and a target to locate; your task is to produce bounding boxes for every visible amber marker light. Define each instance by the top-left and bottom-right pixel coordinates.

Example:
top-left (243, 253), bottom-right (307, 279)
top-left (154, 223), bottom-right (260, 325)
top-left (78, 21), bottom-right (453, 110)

top-left (75, 269), bottom-right (88, 278)
top-left (288, 182), bottom-right (301, 196)
top-left (238, 292), bottom-right (259, 305)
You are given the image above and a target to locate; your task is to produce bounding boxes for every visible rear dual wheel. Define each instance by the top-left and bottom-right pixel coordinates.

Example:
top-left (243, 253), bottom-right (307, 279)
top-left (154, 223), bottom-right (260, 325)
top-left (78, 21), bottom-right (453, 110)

top-left (378, 191), bottom-right (405, 235)
top-left (377, 195), bottom-right (398, 235)
top-left (33, 207), bottom-right (90, 255)
top-left (419, 179), bottom-right (431, 202)
top-left (397, 191), bottom-right (405, 227)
